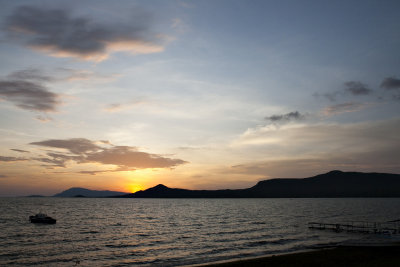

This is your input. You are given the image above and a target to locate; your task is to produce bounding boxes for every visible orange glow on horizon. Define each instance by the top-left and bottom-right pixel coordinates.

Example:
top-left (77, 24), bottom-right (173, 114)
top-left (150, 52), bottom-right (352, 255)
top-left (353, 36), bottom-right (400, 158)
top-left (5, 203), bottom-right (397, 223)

top-left (127, 184), bottom-right (144, 193)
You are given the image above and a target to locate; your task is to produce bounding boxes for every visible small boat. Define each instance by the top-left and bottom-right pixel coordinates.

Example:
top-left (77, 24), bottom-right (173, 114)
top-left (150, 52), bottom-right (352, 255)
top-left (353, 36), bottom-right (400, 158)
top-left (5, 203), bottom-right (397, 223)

top-left (29, 213), bottom-right (56, 224)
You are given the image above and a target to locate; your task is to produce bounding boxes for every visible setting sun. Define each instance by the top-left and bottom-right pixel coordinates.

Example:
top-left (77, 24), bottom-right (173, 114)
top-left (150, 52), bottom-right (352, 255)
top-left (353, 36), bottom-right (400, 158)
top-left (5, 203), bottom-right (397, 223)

top-left (127, 184), bottom-right (144, 193)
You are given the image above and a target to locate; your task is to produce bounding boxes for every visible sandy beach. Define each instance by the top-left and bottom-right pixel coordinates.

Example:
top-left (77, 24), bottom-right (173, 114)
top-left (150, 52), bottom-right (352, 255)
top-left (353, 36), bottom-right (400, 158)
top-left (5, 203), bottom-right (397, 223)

top-left (199, 245), bottom-right (400, 267)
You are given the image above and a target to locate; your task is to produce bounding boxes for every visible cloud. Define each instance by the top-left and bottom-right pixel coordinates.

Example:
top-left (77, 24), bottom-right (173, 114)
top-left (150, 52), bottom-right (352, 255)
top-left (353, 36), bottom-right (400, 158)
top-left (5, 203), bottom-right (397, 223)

top-left (315, 81), bottom-right (373, 102)
top-left (35, 115), bottom-right (53, 122)
top-left (6, 5), bottom-right (166, 61)
top-left (33, 152), bottom-right (84, 168)
top-left (322, 102), bottom-right (370, 116)
top-left (33, 157), bottom-right (68, 168)
top-left (233, 118), bottom-right (400, 159)
top-left (104, 100), bottom-right (147, 112)
top-left (30, 138), bottom-right (101, 154)
top-left (227, 147), bottom-right (400, 178)
top-left (344, 81), bottom-right (372, 96)
top-left (380, 77), bottom-right (400, 90)
top-left (29, 138), bottom-right (187, 170)
top-left (0, 80), bottom-right (60, 112)
top-left (78, 170), bottom-right (110, 175)
top-left (86, 146), bottom-right (187, 169)
top-left (380, 77), bottom-right (400, 100)
top-left (229, 118), bottom-right (400, 177)
top-left (265, 111), bottom-right (305, 123)
top-left (59, 69), bottom-right (121, 82)
top-left (0, 69), bottom-right (61, 113)
top-left (0, 156), bottom-right (26, 162)
top-left (7, 68), bottom-right (53, 82)
top-left (8, 67), bottom-right (121, 84)
top-left (10, 148), bottom-right (29, 153)
top-left (313, 91), bottom-right (339, 102)
top-left (0, 174), bottom-right (7, 178)
top-left (77, 166), bottom-right (135, 175)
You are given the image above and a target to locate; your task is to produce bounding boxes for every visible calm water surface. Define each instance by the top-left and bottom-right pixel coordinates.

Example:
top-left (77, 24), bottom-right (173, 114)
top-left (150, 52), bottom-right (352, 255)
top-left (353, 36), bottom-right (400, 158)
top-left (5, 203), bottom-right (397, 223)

top-left (1, 198), bottom-right (400, 266)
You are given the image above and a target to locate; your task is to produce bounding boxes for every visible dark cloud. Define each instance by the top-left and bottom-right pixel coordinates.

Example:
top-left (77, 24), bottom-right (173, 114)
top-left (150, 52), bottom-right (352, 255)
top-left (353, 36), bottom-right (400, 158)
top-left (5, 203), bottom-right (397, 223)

top-left (0, 77), bottom-right (60, 112)
top-left (33, 156), bottom-right (67, 168)
top-left (29, 138), bottom-right (187, 170)
top-left (6, 5), bottom-right (165, 61)
top-left (380, 77), bottom-right (400, 90)
top-left (314, 81), bottom-right (373, 102)
top-left (0, 156), bottom-right (26, 162)
top-left (30, 138), bottom-right (101, 155)
top-left (265, 111), bottom-right (305, 123)
top-left (379, 77), bottom-right (400, 101)
top-left (33, 152), bottom-right (84, 167)
top-left (10, 148), bottom-right (30, 153)
top-left (0, 174), bottom-right (7, 178)
top-left (344, 81), bottom-right (372, 96)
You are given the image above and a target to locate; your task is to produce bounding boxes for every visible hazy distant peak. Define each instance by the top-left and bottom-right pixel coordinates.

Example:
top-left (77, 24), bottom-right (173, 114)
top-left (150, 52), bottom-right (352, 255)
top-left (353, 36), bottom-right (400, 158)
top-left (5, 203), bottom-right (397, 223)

top-left (68, 187), bottom-right (88, 190)
top-left (54, 187), bottom-right (127, 197)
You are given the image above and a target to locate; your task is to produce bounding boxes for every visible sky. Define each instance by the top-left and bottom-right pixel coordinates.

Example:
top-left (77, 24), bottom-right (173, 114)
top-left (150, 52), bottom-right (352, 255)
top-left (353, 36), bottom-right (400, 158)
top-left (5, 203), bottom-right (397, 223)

top-left (0, 0), bottom-right (399, 196)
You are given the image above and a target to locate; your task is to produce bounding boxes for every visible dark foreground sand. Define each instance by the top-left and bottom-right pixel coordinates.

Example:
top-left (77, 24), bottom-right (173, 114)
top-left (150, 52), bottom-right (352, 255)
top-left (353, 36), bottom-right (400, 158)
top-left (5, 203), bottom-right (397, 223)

top-left (202, 245), bottom-right (400, 267)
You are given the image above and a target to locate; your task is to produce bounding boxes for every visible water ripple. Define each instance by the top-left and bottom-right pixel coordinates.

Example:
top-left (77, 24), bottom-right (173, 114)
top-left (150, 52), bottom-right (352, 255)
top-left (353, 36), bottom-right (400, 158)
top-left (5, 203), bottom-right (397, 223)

top-left (1, 197), bottom-right (399, 266)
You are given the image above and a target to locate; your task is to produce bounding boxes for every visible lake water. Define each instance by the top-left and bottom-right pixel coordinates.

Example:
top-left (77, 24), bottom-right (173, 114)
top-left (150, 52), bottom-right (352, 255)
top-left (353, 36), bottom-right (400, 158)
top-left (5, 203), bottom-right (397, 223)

top-left (1, 198), bottom-right (400, 266)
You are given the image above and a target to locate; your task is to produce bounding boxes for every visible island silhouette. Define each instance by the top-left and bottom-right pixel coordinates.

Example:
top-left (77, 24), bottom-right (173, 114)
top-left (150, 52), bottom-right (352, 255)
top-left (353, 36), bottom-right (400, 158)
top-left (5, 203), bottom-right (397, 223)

top-left (53, 187), bottom-right (128, 197)
top-left (52, 171), bottom-right (400, 198)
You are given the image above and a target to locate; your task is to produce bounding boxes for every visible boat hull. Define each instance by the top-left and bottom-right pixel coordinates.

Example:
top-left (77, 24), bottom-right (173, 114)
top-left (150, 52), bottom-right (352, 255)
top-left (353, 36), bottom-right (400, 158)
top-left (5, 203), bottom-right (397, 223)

top-left (29, 216), bottom-right (56, 224)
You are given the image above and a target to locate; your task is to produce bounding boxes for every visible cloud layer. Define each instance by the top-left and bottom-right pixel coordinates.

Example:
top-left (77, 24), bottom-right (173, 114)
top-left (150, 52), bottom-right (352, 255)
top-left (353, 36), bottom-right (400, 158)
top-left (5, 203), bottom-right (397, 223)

top-left (6, 6), bottom-right (166, 61)
top-left (0, 156), bottom-right (26, 162)
top-left (230, 118), bottom-right (400, 177)
top-left (322, 102), bottom-right (370, 116)
top-left (31, 138), bottom-right (100, 154)
top-left (29, 138), bottom-right (187, 171)
top-left (234, 118), bottom-right (400, 155)
top-left (10, 149), bottom-right (29, 153)
top-left (0, 69), bottom-right (61, 113)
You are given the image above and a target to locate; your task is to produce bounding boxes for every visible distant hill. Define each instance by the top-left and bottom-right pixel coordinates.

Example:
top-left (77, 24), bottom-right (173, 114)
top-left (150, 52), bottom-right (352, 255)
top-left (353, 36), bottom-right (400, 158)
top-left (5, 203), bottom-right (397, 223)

top-left (247, 170), bottom-right (400, 197)
top-left (54, 187), bottom-right (128, 197)
top-left (119, 171), bottom-right (400, 198)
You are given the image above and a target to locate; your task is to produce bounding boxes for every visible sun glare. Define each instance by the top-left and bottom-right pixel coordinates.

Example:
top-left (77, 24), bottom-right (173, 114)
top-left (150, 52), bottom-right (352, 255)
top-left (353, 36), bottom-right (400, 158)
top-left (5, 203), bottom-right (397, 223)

top-left (128, 184), bottom-right (144, 193)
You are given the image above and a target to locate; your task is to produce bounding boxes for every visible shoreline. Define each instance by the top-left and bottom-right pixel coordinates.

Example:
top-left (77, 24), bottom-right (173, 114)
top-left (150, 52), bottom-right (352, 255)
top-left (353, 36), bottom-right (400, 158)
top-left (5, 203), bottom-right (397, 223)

top-left (189, 244), bottom-right (400, 267)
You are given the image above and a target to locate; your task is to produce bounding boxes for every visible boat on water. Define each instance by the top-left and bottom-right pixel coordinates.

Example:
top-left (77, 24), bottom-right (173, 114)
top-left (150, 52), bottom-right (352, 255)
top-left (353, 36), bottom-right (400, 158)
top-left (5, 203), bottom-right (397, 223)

top-left (29, 213), bottom-right (56, 224)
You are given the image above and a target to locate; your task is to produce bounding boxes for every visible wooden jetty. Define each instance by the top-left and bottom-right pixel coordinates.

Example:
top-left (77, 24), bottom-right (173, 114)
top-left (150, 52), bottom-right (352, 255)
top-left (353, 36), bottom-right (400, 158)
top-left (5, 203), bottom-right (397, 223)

top-left (308, 221), bottom-right (400, 235)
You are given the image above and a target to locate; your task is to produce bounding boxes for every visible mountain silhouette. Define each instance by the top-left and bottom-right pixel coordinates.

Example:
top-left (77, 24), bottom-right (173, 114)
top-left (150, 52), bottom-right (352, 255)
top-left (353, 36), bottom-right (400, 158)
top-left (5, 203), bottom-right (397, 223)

top-left (54, 187), bottom-right (128, 197)
top-left (119, 170), bottom-right (400, 198)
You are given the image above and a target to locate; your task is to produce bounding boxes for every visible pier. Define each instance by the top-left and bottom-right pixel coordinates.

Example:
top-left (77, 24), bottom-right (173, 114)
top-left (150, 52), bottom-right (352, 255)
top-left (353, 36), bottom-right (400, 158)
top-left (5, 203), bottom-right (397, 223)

top-left (308, 221), bottom-right (400, 235)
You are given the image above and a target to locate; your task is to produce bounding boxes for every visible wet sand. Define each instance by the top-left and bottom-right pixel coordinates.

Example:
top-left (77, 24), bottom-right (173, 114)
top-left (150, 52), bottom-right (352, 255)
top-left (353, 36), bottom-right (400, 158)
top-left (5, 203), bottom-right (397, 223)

top-left (200, 245), bottom-right (400, 267)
